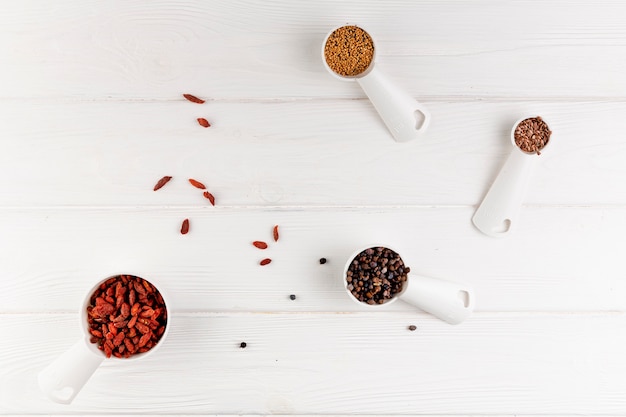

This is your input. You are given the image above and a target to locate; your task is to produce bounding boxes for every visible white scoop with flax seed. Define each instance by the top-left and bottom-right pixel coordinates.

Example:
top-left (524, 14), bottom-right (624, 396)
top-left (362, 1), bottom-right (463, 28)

top-left (472, 115), bottom-right (553, 237)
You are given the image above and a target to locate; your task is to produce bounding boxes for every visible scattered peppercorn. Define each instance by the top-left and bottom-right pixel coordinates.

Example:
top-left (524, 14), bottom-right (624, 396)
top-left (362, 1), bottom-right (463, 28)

top-left (319, 258), bottom-right (327, 264)
top-left (289, 294), bottom-right (296, 300)
top-left (239, 342), bottom-right (247, 349)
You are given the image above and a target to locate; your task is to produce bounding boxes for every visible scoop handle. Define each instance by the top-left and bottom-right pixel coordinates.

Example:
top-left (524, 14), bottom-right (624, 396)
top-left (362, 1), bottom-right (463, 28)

top-left (472, 149), bottom-right (535, 237)
top-left (356, 66), bottom-right (430, 142)
top-left (38, 338), bottom-right (104, 404)
top-left (399, 274), bottom-right (475, 324)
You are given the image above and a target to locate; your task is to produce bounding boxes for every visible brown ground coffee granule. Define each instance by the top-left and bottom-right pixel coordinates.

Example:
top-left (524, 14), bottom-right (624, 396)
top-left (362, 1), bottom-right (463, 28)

top-left (514, 116), bottom-right (551, 155)
top-left (324, 25), bottom-right (374, 77)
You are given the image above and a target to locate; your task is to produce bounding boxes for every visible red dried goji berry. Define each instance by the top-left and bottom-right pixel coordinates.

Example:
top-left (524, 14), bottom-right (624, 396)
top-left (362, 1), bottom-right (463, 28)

top-left (89, 329), bottom-right (103, 338)
top-left (153, 176), bottom-right (172, 191)
top-left (87, 275), bottom-right (167, 359)
top-left (138, 317), bottom-right (151, 326)
top-left (113, 332), bottom-right (125, 347)
top-left (131, 303), bottom-right (141, 316)
top-left (133, 280), bottom-right (146, 296)
top-left (197, 118), bottom-right (210, 128)
top-left (138, 332), bottom-right (152, 348)
top-left (253, 241), bottom-right (268, 249)
top-left (203, 191), bottom-right (215, 206)
top-left (112, 314), bottom-right (126, 323)
top-left (181, 218), bottom-right (190, 234)
top-left (260, 258), bottom-right (272, 266)
top-left (183, 93), bottom-right (205, 104)
top-left (124, 338), bottom-right (135, 353)
top-left (121, 303), bottom-right (130, 318)
top-left (188, 179), bottom-right (206, 189)
top-left (136, 322), bottom-right (150, 334)
top-left (273, 225), bottom-right (279, 242)
top-left (142, 280), bottom-right (153, 293)
top-left (115, 282), bottom-right (122, 297)
top-left (104, 343), bottom-right (113, 358)
top-left (113, 320), bottom-right (128, 328)
top-left (93, 302), bottom-right (115, 318)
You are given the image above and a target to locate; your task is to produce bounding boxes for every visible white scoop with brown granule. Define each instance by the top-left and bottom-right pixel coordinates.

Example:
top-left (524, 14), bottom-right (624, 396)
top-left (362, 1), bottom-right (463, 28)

top-left (322, 25), bottom-right (430, 143)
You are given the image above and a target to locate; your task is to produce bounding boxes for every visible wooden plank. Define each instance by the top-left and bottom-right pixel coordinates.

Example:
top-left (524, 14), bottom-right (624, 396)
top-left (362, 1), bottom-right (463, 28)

top-left (1, 2), bottom-right (625, 415)
top-left (1, 415), bottom-right (608, 417)
top-left (3, 415), bottom-right (601, 417)
top-left (0, 206), bottom-right (622, 312)
top-left (3, 415), bottom-right (581, 417)
top-left (1, 1), bottom-right (626, 99)
top-left (0, 100), bottom-right (624, 207)
top-left (2, 312), bottom-right (626, 414)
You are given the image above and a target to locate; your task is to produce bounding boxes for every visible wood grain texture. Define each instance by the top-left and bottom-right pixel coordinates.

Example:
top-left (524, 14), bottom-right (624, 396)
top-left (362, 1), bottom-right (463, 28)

top-left (1, 1), bottom-right (626, 415)
top-left (0, 100), bottom-right (625, 207)
top-left (2, 313), bottom-right (626, 414)
top-left (0, 207), bottom-right (623, 313)
top-left (1, 1), bottom-right (626, 99)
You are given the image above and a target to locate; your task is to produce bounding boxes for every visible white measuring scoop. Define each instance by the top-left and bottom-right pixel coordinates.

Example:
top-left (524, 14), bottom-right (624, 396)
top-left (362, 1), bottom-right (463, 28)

top-left (322, 25), bottom-right (430, 142)
top-left (472, 116), bottom-right (552, 237)
top-left (38, 274), bottom-right (170, 404)
top-left (343, 246), bottom-right (474, 324)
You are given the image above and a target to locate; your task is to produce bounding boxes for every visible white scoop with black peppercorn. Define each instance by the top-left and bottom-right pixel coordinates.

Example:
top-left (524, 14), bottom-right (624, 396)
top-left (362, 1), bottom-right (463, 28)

top-left (343, 246), bottom-right (474, 324)
top-left (322, 24), bottom-right (430, 142)
top-left (472, 116), bottom-right (553, 238)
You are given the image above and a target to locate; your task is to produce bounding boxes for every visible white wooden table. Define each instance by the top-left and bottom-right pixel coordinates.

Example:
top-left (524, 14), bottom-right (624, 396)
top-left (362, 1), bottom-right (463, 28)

top-left (2, 1), bottom-right (626, 415)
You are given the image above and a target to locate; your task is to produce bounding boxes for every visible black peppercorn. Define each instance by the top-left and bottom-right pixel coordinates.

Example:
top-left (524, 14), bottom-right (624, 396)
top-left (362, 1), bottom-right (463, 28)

top-left (346, 247), bottom-right (408, 304)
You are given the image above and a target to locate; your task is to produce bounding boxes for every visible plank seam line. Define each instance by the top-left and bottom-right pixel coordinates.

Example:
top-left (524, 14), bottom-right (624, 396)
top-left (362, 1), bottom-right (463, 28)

top-left (3, 96), bottom-right (626, 103)
top-left (0, 204), bottom-right (623, 211)
top-left (1, 311), bottom-right (625, 317)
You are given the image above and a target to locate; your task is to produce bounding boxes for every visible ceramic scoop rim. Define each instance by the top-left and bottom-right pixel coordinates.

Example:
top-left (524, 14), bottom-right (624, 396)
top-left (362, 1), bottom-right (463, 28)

top-left (321, 23), bottom-right (377, 81)
top-left (79, 273), bottom-right (170, 361)
top-left (343, 244), bottom-right (411, 308)
top-left (511, 114), bottom-right (553, 155)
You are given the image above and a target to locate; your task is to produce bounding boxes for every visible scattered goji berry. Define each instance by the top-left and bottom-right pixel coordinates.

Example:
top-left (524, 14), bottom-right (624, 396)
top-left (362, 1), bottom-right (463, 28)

top-left (181, 218), bottom-right (190, 234)
top-left (153, 176), bottom-right (172, 191)
top-left (183, 93), bottom-right (205, 104)
top-left (203, 191), bottom-right (215, 206)
top-left (188, 179), bottom-right (206, 189)
top-left (253, 241), bottom-right (268, 249)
